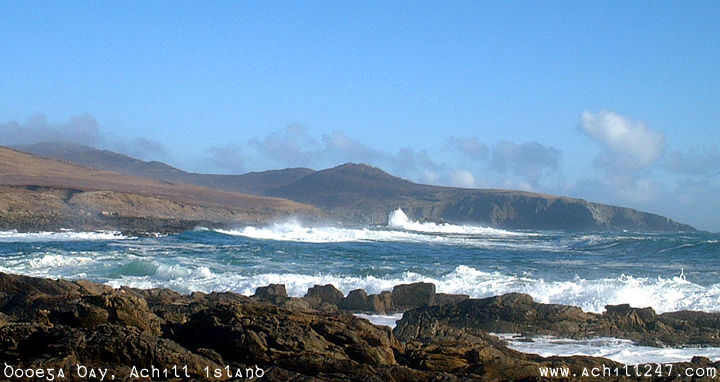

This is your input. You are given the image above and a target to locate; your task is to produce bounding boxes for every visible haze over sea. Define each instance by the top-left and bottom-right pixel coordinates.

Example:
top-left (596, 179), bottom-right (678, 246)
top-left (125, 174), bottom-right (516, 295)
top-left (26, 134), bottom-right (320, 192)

top-left (2, 209), bottom-right (719, 364)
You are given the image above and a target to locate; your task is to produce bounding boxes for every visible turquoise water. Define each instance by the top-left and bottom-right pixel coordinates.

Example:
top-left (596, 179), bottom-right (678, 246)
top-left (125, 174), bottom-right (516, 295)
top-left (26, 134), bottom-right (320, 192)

top-left (0, 211), bottom-right (717, 314)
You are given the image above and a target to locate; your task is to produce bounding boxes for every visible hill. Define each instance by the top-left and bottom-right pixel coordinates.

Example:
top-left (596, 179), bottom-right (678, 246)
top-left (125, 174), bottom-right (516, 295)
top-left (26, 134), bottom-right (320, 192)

top-left (12, 143), bottom-right (695, 232)
top-left (0, 146), bottom-right (318, 233)
top-left (269, 163), bottom-right (695, 231)
top-left (13, 142), bottom-right (315, 195)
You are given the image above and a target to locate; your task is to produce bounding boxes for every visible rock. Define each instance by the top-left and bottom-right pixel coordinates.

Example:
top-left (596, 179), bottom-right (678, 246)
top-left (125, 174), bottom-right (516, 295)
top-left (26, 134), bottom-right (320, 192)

top-left (434, 293), bottom-right (469, 306)
top-left (340, 289), bottom-right (396, 314)
top-left (254, 283), bottom-right (288, 303)
top-left (167, 301), bottom-right (402, 375)
top-left (369, 291), bottom-right (394, 314)
top-left (394, 292), bottom-right (720, 347)
top-left (340, 289), bottom-right (371, 312)
top-left (280, 297), bottom-right (312, 311)
top-left (4, 273), bottom-right (720, 381)
top-left (391, 282), bottom-right (435, 311)
top-left (74, 279), bottom-right (114, 295)
top-left (303, 284), bottom-right (344, 309)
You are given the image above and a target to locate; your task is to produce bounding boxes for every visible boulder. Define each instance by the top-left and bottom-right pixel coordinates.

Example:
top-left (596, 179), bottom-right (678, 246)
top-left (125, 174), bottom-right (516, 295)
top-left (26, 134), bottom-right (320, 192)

top-left (303, 284), bottom-right (344, 309)
top-left (369, 291), bottom-right (394, 314)
top-left (391, 282), bottom-right (436, 310)
top-left (253, 283), bottom-right (288, 303)
top-left (340, 289), bottom-right (371, 312)
top-left (340, 289), bottom-right (396, 314)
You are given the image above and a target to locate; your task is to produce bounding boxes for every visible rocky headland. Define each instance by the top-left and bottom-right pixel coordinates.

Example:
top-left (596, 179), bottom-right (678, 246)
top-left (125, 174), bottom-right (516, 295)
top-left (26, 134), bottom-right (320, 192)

top-left (10, 143), bottom-right (696, 232)
top-left (1, 273), bottom-right (719, 381)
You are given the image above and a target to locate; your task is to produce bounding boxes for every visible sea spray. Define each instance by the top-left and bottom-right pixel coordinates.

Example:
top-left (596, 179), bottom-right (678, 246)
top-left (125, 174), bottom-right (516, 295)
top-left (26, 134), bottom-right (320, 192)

top-left (0, 230), bottom-right (129, 242)
top-left (2, 222), bottom-right (719, 363)
top-left (387, 208), bottom-right (525, 236)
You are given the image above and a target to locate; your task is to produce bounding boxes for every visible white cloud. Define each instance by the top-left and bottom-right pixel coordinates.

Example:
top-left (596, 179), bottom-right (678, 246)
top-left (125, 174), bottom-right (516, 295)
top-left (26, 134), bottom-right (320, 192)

top-left (448, 170), bottom-right (477, 188)
top-left (446, 137), bottom-right (489, 159)
top-left (248, 124), bottom-right (318, 167)
top-left (0, 113), bottom-right (167, 161)
top-left (0, 113), bottom-right (102, 146)
top-left (580, 110), bottom-right (665, 169)
top-left (490, 141), bottom-right (561, 186)
top-left (205, 144), bottom-right (246, 173)
top-left (321, 131), bottom-right (383, 164)
top-left (448, 136), bottom-right (562, 189)
top-left (575, 110), bottom-right (669, 205)
top-left (666, 148), bottom-right (720, 176)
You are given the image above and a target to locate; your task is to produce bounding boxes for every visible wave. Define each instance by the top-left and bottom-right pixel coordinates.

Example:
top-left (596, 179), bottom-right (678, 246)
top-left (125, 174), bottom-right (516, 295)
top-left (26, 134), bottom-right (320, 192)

top-left (497, 334), bottom-right (720, 364)
top-left (0, 230), bottom-right (129, 242)
top-left (5, 251), bottom-right (720, 313)
top-left (215, 221), bottom-right (445, 244)
top-left (215, 210), bottom-right (527, 244)
top-left (96, 264), bottom-right (720, 314)
top-left (387, 208), bottom-right (523, 236)
top-left (29, 254), bottom-right (96, 268)
top-left (4, 243), bottom-right (717, 313)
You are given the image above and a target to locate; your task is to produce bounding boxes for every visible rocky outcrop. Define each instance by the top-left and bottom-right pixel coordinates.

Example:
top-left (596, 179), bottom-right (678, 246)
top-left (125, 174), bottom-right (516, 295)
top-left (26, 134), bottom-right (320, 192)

top-left (299, 282), bottom-right (468, 315)
top-left (253, 283), bottom-right (288, 303)
top-left (303, 284), bottom-right (345, 310)
top-left (0, 273), bottom-right (405, 381)
top-left (2, 273), bottom-right (719, 381)
top-left (394, 292), bottom-right (720, 347)
top-left (391, 282), bottom-right (436, 311)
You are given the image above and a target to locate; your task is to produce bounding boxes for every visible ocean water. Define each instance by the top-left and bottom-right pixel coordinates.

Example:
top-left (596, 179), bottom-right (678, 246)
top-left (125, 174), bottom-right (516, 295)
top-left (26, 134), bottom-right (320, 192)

top-left (1, 209), bottom-right (719, 364)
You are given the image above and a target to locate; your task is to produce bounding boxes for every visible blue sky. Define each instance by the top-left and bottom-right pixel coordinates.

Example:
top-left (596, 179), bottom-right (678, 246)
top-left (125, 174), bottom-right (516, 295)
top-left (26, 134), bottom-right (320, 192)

top-left (1, 2), bottom-right (719, 230)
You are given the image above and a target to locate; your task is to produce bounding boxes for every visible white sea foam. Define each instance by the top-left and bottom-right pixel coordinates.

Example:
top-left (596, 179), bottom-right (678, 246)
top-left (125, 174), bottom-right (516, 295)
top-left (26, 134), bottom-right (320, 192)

top-left (355, 313), bottom-right (404, 328)
top-left (0, 230), bottom-right (129, 242)
top-left (94, 265), bottom-right (720, 313)
top-left (29, 254), bottom-right (95, 269)
top-left (216, 212), bottom-right (529, 245)
top-left (216, 220), bottom-right (442, 244)
top-left (388, 208), bottom-right (523, 236)
top-left (496, 334), bottom-right (720, 364)
top-left (430, 266), bottom-right (720, 313)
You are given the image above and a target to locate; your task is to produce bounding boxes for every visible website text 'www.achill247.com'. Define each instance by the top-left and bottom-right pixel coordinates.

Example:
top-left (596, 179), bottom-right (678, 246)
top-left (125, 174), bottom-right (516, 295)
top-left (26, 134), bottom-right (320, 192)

top-left (539, 363), bottom-right (718, 379)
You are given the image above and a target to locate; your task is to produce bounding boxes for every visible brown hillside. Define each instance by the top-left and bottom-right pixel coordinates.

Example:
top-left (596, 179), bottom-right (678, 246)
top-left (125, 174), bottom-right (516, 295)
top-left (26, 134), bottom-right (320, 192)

top-left (0, 146), bottom-right (318, 232)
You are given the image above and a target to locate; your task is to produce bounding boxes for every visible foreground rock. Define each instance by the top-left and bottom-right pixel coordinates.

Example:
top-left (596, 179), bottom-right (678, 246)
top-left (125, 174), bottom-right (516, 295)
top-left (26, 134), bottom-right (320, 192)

top-left (394, 292), bottom-right (720, 347)
top-left (1, 273), bottom-right (719, 381)
top-left (274, 281), bottom-right (469, 315)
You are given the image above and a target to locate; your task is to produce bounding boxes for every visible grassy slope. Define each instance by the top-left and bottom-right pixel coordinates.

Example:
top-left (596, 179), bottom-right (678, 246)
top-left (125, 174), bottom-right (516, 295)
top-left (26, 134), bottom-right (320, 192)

top-left (0, 146), bottom-right (319, 231)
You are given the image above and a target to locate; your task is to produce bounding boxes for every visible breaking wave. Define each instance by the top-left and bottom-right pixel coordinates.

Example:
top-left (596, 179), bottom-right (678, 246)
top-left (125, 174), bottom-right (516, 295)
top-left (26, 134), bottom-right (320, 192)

top-left (497, 334), bottom-right (720, 364)
top-left (216, 209), bottom-right (527, 244)
top-left (0, 230), bottom-right (129, 242)
top-left (387, 208), bottom-right (522, 236)
top-left (215, 221), bottom-right (435, 243)
top-left (100, 264), bottom-right (720, 314)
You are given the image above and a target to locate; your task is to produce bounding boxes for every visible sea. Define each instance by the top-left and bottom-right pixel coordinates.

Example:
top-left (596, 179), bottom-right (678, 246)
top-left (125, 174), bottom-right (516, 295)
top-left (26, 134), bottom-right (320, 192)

top-left (1, 209), bottom-right (719, 365)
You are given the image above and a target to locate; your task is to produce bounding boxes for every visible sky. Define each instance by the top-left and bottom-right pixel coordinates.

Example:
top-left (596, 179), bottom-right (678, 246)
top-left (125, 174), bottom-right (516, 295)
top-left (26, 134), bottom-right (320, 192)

top-left (1, 2), bottom-right (719, 231)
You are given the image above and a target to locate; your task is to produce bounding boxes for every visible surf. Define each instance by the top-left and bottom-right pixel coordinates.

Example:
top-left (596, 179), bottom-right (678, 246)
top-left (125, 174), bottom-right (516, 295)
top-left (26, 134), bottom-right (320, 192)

top-left (0, 229), bottom-right (129, 242)
top-left (215, 209), bottom-right (529, 244)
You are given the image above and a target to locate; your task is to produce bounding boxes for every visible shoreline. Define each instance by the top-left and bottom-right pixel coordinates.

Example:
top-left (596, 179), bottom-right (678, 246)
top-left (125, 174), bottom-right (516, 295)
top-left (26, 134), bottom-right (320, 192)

top-left (1, 272), bottom-right (719, 380)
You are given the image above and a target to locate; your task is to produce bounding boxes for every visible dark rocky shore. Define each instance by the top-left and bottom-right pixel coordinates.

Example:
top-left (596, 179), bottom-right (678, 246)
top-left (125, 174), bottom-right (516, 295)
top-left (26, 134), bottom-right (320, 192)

top-left (1, 273), bottom-right (719, 381)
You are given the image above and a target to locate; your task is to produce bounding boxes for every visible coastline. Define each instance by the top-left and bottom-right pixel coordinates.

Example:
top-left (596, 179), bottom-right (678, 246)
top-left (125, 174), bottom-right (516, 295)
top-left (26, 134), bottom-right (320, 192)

top-left (1, 272), bottom-right (718, 381)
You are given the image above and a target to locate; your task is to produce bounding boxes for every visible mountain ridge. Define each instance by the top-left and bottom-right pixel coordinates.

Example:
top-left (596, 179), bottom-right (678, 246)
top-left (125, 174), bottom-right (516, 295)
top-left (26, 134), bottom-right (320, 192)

top-left (11, 143), bottom-right (696, 232)
top-left (0, 145), bottom-right (319, 233)
top-left (13, 142), bottom-right (315, 195)
top-left (270, 162), bottom-right (694, 231)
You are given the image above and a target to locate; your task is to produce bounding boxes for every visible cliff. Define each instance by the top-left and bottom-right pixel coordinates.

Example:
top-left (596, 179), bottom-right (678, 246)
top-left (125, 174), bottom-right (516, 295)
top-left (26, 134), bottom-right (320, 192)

top-left (13, 143), bottom-right (695, 232)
